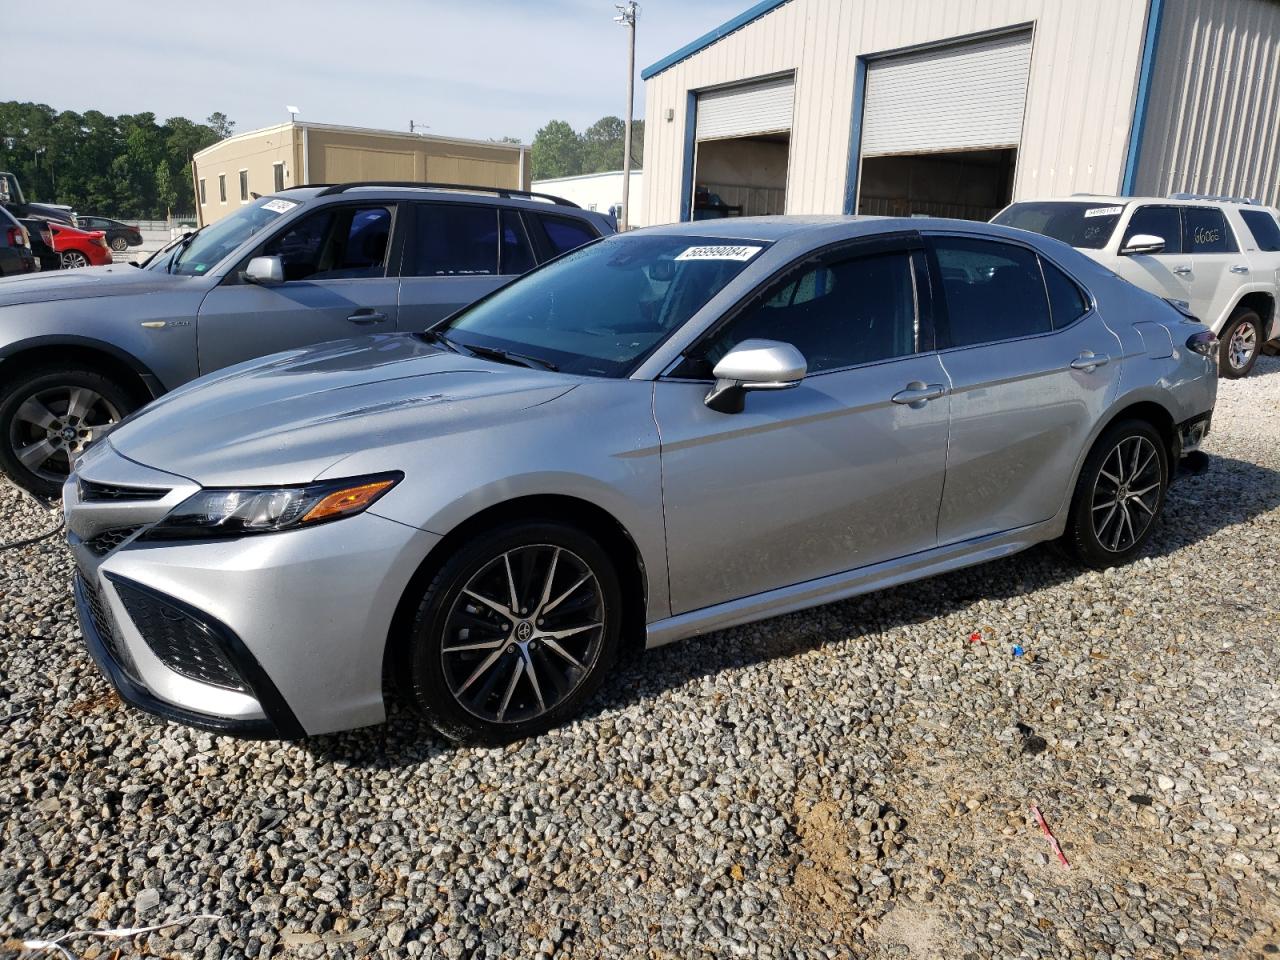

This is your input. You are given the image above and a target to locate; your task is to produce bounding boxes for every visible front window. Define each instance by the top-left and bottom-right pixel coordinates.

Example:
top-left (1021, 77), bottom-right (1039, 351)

top-left (171, 196), bottom-right (299, 276)
top-left (992, 201), bottom-right (1125, 250)
top-left (439, 234), bottom-right (766, 377)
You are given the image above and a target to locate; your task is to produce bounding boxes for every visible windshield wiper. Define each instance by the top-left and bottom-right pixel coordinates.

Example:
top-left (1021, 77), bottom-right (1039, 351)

top-left (167, 228), bottom-right (203, 274)
top-left (418, 329), bottom-right (461, 353)
top-left (461, 342), bottom-right (559, 372)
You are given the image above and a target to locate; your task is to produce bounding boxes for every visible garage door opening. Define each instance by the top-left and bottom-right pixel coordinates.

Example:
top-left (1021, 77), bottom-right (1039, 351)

top-left (858, 148), bottom-right (1016, 220)
top-left (694, 133), bottom-right (790, 219)
top-left (690, 74), bottom-right (794, 220)
top-left (855, 31), bottom-right (1031, 222)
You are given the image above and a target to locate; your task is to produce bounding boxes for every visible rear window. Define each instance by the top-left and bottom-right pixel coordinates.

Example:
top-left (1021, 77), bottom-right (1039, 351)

top-left (932, 237), bottom-right (1053, 347)
top-left (992, 201), bottom-right (1124, 250)
top-left (538, 215), bottom-right (599, 256)
top-left (1240, 209), bottom-right (1280, 252)
top-left (1182, 207), bottom-right (1239, 253)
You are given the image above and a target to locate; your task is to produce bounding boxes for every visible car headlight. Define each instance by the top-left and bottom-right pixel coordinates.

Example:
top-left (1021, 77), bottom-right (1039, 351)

top-left (140, 472), bottom-right (402, 540)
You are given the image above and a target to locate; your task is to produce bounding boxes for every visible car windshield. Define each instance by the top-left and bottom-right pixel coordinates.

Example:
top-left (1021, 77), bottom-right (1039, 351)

top-left (171, 196), bottom-right (299, 276)
top-left (992, 201), bottom-right (1125, 249)
top-left (438, 233), bottom-right (767, 377)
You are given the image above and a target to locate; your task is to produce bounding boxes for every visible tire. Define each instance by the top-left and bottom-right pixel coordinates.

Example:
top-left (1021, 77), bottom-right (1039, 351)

top-left (403, 521), bottom-right (624, 745)
top-left (1219, 307), bottom-right (1262, 379)
top-left (109, 235), bottom-right (129, 252)
top-left (60, 250), bottom-right (89, 269)
top-left (0, 366), bottom-right (138, 498)
top-left (1063, 419), bottom-right (1169, 569)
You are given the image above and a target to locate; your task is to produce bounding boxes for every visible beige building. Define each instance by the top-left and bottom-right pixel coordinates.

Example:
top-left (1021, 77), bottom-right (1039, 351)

top-left (641, 0), bottom-right (1280, 226)
top-left (191, 122), bottom-right (530, 225)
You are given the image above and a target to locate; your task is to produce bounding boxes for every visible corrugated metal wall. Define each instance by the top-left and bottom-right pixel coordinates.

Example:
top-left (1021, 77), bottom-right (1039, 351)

top-left (1136, 0), bottom-right (1280, 206)
top-left (642, 0), bottom-right (1151, 226)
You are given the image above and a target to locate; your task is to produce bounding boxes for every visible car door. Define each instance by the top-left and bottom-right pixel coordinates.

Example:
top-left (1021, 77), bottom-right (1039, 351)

top-left (927, 233), bottom-right (1123, 544)
top-left (195, 202), bottom-right (401, 374)
top-left (396, 204), bottom-right (533, 332)
top-left (1108, 205), bottom-right (1193, 304)
top-left (653, 235), bottom-right (952, 616)
top-left (1180, 206), bottom-right (1248, 329)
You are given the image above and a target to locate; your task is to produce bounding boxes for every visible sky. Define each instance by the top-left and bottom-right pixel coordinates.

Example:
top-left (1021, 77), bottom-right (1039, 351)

top-left (9, 0), bottom-right (747, 143)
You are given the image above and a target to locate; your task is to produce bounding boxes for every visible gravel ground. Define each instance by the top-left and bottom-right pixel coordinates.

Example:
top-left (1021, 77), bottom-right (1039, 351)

top-left (1, 358), bottom-right (1279, 960)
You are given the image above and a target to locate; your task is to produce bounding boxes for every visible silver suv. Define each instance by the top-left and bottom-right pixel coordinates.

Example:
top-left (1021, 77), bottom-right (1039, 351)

top-left (0, 183), bottom-right (613, 496)
top-left (63, 217), bottom-right (1218, 743)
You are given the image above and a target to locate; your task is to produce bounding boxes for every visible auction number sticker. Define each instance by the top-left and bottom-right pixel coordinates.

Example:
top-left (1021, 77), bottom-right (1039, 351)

top-left (675, 244), bottom-right (763, 262)
top-left (1083, 206), bottom-right (1124, 218)
top-left (262, 198), bottom-right (299, 214)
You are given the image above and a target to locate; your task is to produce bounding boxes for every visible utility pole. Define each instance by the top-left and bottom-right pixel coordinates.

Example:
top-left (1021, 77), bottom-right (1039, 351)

top-left (615, 1), bottom-right (638, 231)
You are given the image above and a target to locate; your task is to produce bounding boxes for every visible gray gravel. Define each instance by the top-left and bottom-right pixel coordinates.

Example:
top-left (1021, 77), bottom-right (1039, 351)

top-left (2, 357), bottom-right (1279, 959)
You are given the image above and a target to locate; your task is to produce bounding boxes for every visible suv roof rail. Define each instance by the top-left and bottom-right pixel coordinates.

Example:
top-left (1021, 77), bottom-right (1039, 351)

top-left (1169, 191), bottom-right (1259, 205)
top-left (312, 181), bottom-right (581, 208)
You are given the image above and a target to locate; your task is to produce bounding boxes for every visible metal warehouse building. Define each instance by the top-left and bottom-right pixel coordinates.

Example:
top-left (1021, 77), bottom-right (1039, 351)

top-left (641, 0), bottom-right (1280, 226)
top-left (191, 122), bottom-right (530, 225)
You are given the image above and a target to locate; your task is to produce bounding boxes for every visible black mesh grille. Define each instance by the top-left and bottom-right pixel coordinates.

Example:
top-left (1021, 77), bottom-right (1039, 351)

top-left (79, 479), bottom-right (169, 502)
top-left (79, 575), bottom-right (140, 682)
top-left (85, 526), bottom-right (140, 557)
top-left (113, 583), bottom-right (248, 693)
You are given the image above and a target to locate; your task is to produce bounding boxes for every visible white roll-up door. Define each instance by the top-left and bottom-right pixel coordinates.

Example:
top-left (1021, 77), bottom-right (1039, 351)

top-left (861, 32), bottom-right (1032, 157)
top-left (696, 75), bottom-right (795, 141)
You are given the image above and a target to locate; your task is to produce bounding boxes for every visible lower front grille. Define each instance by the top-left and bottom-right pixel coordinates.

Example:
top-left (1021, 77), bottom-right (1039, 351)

top-left (112, 582), bottom-right (248, 693)
top-left (85, 526), bottom-right (141, 557)
top-left (79, 574), bottom-right (141, 683)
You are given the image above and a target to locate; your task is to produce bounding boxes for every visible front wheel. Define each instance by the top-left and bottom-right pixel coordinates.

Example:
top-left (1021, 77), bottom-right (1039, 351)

top-left (60, 250), bottom-right (90, 269)
top-left (1219, 308), bottom-right (1262, 378)
top-left (1063, 419), bottom-right (1169, 569)
top-left (0, 367), bottom-right (138, 497)
top-left (404, 521), bottom-right (623, 744)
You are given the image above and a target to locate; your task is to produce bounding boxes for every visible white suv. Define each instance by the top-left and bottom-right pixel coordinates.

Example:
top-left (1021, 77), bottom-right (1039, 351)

top-left (994, 194), bottom-right (1280, 377)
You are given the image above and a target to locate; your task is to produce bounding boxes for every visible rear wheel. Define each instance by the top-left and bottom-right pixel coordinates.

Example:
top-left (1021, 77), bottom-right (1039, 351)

top-left (60, 250), bottom-right (90, 269)
top-left (109, 235), bottom-right (129, 252)
top-left (404, 521), bottom-right (623, 744)
top-left (0, 367), bottom-right (138, 497)
top-left (1064, 419), bottom-right (1169, 569)
top-left (1219, 307), bottom-right (1262, 378)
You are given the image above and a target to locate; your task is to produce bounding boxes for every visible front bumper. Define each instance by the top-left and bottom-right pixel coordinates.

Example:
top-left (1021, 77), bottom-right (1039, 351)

top-left (64, 445), bottom-right (440, 737)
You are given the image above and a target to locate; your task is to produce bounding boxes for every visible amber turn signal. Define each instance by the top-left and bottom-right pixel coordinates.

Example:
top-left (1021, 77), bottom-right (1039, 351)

top-left (301, 479), bottom-right (397, 523)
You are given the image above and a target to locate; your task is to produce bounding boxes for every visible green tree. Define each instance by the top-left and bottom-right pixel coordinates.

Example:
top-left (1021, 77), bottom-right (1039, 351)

top-left (206, 111), bottom-right (235, 139)
top-left (582, 116), bottom-right (625, 173)
top-left (154, 160), bottom-right (177, 218)
top-left (531, 120), bottom-right (583, 179)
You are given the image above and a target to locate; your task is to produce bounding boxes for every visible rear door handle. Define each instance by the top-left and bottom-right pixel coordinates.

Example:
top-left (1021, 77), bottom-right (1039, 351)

top-left (1173, 266), bottom-right (1193, 276)
top-left (1070, 351), bottom-right (1111, 372)
top-left (347, 309), bottom-right (388, 325)
top-left (1230, 264), bottom-right (1251, 275)
top-left (891, 382), bottom-right (947, 406)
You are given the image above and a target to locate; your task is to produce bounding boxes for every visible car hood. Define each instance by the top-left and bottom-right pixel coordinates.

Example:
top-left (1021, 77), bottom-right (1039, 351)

top-left (105, 334), bottom-right (580, 486)
top-left (0, 263), bottom-right (194, 306)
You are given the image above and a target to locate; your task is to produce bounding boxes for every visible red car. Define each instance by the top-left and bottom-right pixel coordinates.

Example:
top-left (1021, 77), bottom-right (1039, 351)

top-left (49, 222), bottom-right (112, 268)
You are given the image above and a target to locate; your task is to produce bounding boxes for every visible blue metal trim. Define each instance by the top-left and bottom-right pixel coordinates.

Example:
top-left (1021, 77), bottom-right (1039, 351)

top-left (843, 57), bottom-right (868, 215)
top-left (1122, 0), bottom-right (1167, 195)
top-left (679, 91), bottom-right (697, 222)
top-left (642, 0), bottom-right (793, 81)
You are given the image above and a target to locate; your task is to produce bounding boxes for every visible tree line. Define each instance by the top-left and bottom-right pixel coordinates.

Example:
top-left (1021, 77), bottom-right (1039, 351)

top-left (0, 102), bottom-right (234, 220)
top-left (531, 116), bottom-right (644, 180)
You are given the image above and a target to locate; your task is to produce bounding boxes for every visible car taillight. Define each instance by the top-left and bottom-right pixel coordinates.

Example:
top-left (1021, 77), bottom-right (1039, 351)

top-left (1186, 331), bottom-right (1218, 356)
top-left (5, 227), bottom-right (23, 247)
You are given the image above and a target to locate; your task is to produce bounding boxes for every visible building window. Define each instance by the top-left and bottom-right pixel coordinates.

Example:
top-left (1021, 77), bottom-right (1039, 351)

top-left (218, 174), bottom-right (227, 204)
top-left (239, 169), bottom-right (249, 202)
top-left (273, 162), bottom-right (285, 192)
top-left (198, 179), bottom-right (206, 204)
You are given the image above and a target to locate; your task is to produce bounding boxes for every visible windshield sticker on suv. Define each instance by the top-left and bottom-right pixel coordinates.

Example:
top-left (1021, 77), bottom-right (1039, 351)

top-left (675, 244), bottom-right (763, 262)
top-left (262, 198), bottom-right (298, 214)
top-left (1084, 206), bottom-right (1124, 218)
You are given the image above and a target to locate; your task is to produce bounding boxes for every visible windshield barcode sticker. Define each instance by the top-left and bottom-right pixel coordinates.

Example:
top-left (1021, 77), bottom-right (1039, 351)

top-left (1084, 206), bottom-right (1123, 218)
top-left (262, 198), bottom-right (298, 214)
top-left (675, 245), bottom-right (763, 262)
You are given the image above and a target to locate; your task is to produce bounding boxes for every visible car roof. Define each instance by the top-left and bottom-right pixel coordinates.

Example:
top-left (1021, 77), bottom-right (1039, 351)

top-left (274, 185), bottom-right (598, 217)
top-left (628, 214), bottom-right (1046, 245)
top-left (1019, 194), bottom-right (1273, 211)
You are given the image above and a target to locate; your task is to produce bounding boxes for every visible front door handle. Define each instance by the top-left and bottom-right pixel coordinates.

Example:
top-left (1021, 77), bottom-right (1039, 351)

top-left (1070, 351), bottom-right (1111, 372)
top-left (1173, 266), bottom-right (1193, 277)
top-left (347, 309), bottom-right (388, 325)
top-left (891, 382), bottom-right (947, 407)
top-left (1230, 264), bottom-right (1251, 275)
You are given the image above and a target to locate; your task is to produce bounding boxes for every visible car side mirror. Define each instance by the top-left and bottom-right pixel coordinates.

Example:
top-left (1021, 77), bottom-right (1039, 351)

top-left (704, 339), bottom-right (807, 414)
top-left (245, 255), bottom-right (285, 285)
top-left (1120, 233), bottom-right (1166, 256)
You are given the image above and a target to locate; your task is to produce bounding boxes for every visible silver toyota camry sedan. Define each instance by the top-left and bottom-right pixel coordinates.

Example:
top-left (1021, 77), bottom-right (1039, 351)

top-left (63, 216), bottom-right (1218, 743)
